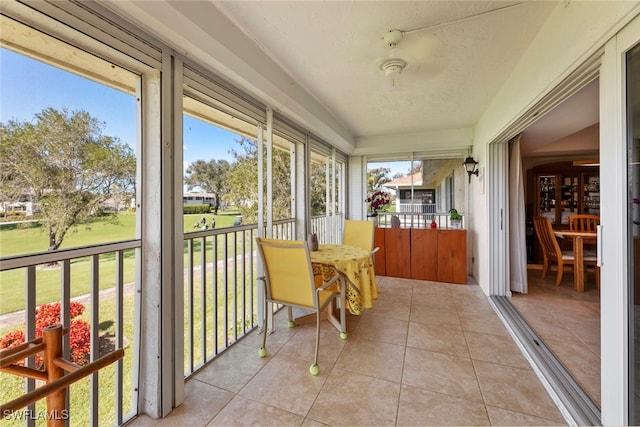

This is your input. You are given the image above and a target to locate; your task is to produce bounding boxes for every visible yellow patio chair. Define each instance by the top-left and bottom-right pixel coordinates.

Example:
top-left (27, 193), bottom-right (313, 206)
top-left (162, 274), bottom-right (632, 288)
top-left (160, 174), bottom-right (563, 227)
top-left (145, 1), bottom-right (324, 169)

top-left (343, 219), bottom-right (379, 256)
top-left (256, 237), bottom-right (346, 376)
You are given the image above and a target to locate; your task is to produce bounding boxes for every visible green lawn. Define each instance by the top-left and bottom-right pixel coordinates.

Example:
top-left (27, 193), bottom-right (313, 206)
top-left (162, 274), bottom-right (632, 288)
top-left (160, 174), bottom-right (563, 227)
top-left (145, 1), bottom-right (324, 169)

top-left (0, 211), bottom-right (244, 315)
top-left (0, 210), bottom-right (258, 424)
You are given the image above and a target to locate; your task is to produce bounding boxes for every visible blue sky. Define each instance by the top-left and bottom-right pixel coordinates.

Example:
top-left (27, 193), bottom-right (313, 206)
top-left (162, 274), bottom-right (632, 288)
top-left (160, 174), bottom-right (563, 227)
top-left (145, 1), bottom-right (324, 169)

top-left (0, 48), bottom-right (238, 166)
top-left (1, 47), bottom-right (408, 177)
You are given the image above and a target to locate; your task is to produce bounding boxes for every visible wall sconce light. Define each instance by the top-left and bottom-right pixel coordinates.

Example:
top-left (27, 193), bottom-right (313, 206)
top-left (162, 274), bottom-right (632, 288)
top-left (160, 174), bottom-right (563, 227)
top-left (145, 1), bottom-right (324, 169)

top-left (463, 156), bottom-right (479, 183)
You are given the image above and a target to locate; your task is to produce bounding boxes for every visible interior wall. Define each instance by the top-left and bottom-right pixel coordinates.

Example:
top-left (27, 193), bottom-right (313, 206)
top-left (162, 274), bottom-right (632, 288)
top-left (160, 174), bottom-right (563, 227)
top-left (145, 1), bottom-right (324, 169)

top-left (471, 2), bottom-right (639, 295)
top-left (521, 123), bottom-right (600, 174)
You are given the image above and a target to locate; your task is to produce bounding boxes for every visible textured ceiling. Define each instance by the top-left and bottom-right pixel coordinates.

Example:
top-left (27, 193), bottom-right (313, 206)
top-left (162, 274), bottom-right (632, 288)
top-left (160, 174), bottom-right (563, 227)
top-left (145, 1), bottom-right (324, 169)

top-left (105, 0), bottom-right (600, 156)
top-left (214, 1), bottom-right (559, 139)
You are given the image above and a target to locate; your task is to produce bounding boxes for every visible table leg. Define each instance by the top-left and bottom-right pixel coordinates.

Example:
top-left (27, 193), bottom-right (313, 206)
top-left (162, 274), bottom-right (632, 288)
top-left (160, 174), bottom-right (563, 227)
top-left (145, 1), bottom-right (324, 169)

top-left (575, 236), bottom-right (584, 292)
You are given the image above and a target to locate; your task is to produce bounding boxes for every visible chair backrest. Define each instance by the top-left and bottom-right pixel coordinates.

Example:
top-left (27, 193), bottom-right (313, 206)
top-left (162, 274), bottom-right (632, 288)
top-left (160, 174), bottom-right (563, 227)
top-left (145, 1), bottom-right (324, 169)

top-left (533, 216), bottom-right (562, 262)
top-left (343, 220), bottom-right (374, 251)
top-left (569, 214), bottom-right (600, 232)
top-left (256, 238), bottom-right (316, 308)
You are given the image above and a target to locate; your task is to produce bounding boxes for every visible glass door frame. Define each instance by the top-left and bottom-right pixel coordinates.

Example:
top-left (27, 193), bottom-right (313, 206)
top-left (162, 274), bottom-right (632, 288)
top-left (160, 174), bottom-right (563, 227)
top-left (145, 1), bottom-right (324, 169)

top-left (600, 13), bottom-right (640, 426)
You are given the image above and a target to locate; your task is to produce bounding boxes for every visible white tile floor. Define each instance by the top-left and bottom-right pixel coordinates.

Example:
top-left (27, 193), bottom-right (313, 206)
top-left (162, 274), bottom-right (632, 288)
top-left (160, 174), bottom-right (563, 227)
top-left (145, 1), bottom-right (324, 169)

top-left (129, 276), bottom-right (568, 426)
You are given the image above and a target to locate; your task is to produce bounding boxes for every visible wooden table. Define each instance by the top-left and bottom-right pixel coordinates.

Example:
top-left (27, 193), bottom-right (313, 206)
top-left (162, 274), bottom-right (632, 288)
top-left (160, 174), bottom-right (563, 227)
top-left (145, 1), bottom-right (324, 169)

top-left (553, 230), bottom-right (597, 292)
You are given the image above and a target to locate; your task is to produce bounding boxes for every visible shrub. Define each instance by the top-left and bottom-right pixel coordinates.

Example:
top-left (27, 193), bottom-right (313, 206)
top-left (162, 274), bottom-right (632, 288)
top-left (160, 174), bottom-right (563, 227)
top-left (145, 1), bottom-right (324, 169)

top-left (68, 319), bottom-right (91, 365)
top-left (5, 211), bottom-right (27, 219)
top-left (183, 204), bottom-right (211, 214)
top-left (0, 301), bottom-right (91, 367)
top-left (0, 329), bottom-right (26, 349)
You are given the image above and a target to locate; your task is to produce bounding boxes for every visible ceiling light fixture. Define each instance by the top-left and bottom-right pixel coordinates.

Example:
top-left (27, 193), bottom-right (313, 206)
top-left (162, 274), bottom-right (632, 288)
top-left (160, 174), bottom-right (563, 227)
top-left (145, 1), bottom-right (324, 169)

top-left (380, 58), bottom-right (407, 78)
top-left (380, 58), bottom-right (406, 90)
top-left (379, 30), bottom-right (407, 90)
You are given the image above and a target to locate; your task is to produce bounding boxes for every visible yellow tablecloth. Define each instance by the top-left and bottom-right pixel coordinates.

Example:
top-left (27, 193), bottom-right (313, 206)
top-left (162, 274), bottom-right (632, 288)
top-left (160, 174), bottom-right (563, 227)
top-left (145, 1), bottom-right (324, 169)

top-left (310, 244), bottom-right (378, 315)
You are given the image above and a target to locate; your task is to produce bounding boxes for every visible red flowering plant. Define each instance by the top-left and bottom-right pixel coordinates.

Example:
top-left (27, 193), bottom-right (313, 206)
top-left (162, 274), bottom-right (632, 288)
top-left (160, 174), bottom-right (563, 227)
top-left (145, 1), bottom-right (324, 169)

top-left (0, 301), bottom-right (91, 367)
top-left (365, 190), bottom-right (391, 216)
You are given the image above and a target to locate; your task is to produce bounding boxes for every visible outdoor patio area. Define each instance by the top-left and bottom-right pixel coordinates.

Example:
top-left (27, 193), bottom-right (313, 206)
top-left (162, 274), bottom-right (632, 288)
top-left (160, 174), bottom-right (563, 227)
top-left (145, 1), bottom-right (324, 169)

top-left (128, 276), bottom-right (567, 426)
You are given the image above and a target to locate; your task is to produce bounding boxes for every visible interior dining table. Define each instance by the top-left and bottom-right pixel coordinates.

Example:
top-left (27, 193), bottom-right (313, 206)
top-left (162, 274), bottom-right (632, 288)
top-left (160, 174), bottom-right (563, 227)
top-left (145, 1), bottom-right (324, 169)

top-left (553, 229), bottom-right (597, 292)
top-left (309, 243), bottom-right (378, 315)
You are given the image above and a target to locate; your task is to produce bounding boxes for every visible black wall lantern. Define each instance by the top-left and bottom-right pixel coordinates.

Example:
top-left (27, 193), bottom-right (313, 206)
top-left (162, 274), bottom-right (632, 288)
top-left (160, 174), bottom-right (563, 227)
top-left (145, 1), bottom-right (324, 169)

top-left (463, 156), bottom-right (479, 183)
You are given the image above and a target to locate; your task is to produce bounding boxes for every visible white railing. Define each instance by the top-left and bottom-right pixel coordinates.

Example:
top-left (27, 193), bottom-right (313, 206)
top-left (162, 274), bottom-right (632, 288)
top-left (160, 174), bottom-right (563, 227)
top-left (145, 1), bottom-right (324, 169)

top-left (377, 212), bottom-right (465, 229)
top-left (396, 201), bottom-right (437, 214)
top-left (310, 212), bottom-right (344, 244)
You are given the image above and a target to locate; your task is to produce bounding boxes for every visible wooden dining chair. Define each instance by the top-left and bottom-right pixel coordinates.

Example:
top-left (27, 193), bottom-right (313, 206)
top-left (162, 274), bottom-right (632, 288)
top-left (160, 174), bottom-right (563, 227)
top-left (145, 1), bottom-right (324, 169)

top-left (533, 216), bottom-right (577, 287)
top-left (569, 213), bottom-right (600, 271)
top-left (569, 214), bottom-right (600, 232)
top-left (255, 237), bottom-right (346, 376)
top-left (533, 216), bottom-right (599, 288)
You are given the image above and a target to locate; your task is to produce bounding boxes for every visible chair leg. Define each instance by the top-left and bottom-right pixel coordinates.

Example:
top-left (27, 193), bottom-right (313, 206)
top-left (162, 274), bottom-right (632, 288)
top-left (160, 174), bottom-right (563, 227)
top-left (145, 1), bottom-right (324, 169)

top-left (541, 255), bottom-right (549, 279)
top-left (259, 298), bottom-right (268, 358)
top-left (287, 306), bottom-right (295, 328)
top-left (596, 265), bottom-right (601, 290)
top-left (339, 278), bottom-right (347, 340)
top-left (554, 260), bottom-right (563, 287)
top-left (309, 310), bottom-right (320, 376)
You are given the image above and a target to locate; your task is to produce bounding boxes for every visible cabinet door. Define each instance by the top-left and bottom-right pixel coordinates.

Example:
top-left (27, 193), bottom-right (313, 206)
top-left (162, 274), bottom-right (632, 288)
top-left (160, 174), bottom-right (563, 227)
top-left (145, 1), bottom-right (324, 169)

top-left (537, 174), bottom-right (557, 225)
top-left (410, 228), bottom-right (438, 280)
top-left (437, 229), bottom-right (467, 284)
top-left (559, 174), bottom-right (579, 225)
top-left (384, 228), bottom-right (411, 278)
top-left (582, 173), bottom-right (600, 216)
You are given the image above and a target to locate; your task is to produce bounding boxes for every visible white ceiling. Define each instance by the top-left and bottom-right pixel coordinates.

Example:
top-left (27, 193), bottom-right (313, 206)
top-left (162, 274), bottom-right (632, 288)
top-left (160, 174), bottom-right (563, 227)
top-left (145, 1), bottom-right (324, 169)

top-left (109, 1), bottom-right (599, 157)
top-left (215, 1), bottom-right (554, 137)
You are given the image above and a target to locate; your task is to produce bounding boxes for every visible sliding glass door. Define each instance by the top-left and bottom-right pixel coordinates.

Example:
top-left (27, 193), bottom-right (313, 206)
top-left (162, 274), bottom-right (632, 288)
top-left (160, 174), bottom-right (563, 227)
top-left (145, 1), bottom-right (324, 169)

top-left (628, 40), bottom-right (640, 425)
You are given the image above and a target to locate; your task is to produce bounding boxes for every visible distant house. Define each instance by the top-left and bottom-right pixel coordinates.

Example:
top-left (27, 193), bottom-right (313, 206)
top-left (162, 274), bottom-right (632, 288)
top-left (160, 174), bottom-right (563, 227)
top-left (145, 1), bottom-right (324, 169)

top-left (382, 159), bottom-right (466, 214)
top-left (183, 192), bottom-right (216, 207)
top-left (0, 193), bottom-right (35, 216)
top-left (383, 172), bottom-right (436, 213)
top-left (102, 195), bottom-right (133, 212)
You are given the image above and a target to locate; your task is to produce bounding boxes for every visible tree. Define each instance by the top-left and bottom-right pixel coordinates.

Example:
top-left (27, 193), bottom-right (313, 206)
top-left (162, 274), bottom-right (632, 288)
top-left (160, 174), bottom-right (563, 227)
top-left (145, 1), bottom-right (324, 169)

top-left (224, 137), bottom-right (291, 223)
top-left (367, 167), bottom-right (392, 193)
top-left (310, 160), bottom-right (328, 216)
top-left (185, 159), bottom-right (230, 214)
top-left (0, 107), bottom-right (136, 251)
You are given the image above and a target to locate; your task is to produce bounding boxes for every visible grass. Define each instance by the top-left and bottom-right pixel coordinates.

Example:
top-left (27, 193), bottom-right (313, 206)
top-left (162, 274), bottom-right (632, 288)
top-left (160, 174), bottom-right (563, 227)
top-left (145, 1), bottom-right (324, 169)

top-left (0, 211), bottom-right (243, 315)
top-left (0, 209), bottom-right (258, 424)
top-left (0, 292), bottom-right (136, 427)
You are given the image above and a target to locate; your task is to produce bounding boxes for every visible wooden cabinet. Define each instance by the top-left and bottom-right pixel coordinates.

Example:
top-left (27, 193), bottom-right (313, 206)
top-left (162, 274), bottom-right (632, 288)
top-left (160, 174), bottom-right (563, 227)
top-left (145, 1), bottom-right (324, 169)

top-left (437, 229), bottom-right (467, 284)
top-left (384, 228), bottom-right (411, 278)
top-left (532, 162), bottom-right (599, 227)
top-left (381, 227), bottom-right (467, 284)
top-left (410, 228), bottom-right (438, 280)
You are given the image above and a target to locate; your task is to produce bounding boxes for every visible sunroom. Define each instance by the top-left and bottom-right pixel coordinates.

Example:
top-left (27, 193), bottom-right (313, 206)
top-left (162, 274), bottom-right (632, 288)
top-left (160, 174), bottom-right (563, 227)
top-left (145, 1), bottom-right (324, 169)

top-left (1, 1), bottom-right (640, 426)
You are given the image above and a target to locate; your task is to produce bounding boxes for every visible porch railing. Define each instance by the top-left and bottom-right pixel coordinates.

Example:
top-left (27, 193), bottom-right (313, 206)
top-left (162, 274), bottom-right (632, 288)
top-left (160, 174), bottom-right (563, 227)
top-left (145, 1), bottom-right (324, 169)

top-left (396, 201), bottom-right (437, 214)
top-left (181, 218), bottom-right (296, 378)
top-left (0, 240), bottom-right (141, 427)
top-left (0, 214), bottom-right (337, 425)
top-left (376, 212), bottom-right (465, 229)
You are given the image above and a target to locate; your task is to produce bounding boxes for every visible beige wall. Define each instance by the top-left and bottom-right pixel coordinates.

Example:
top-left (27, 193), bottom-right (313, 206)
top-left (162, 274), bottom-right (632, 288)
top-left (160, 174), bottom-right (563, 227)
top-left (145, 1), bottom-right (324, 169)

top-left (472, 2), bottom-right (639, 295)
